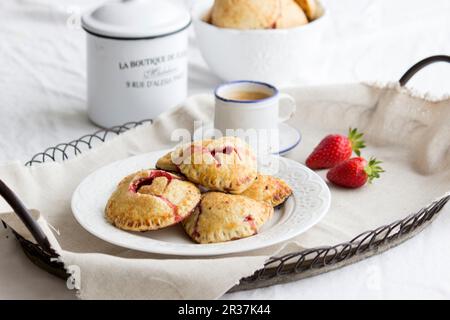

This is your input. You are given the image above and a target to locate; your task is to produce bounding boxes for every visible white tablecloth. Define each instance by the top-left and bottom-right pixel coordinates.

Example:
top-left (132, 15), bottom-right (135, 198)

top-left (0, 0), bottom-right (449, 299)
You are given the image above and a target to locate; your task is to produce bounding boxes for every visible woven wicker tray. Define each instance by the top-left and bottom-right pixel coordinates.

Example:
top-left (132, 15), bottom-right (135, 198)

top-left (1, 56), bottom-right (449, 293)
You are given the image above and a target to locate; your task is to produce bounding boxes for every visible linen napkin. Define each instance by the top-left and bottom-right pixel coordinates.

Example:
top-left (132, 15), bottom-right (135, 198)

top-left (0, 83), bottom-right (449, 299)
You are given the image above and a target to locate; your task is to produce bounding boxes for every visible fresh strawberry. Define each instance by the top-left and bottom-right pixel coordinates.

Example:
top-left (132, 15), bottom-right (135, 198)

top-left (327, 157), bottom-right (384, 188)
top-left (306, 128), bottom-right (366, 169)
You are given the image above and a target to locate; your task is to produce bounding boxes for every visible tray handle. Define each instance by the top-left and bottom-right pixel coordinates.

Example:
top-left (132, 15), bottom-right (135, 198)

top-left (399, 55), bottom-right (450, 86)
top-left (0, 179), bottom-right (53, 254)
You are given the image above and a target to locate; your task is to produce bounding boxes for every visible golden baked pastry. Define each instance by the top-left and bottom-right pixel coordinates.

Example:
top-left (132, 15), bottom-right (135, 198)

top-left (211, 0), bottom-right (280, 30)
top-left (105, 170), bottom-right (201, 231)
top-left (210, 0), bottom-right (307, 29)
top-left (156, 140), bottom-right (213, 172)
top-left (155, 151), bottom-right (180, 173)
top-left (276, 0), bottom-right (308, 28)
top-left (183, 192), bottom-right (273, 244)
top-left (171, 137), bottom-right (257, 194)
top-left (295, 0), bottom-right (320, 20)
top-left (241, 174), bottom-right (292, 207)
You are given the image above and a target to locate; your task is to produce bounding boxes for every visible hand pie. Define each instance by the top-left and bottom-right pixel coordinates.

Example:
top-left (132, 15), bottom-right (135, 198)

top-left (241, 174), bottom-right (292, 207)
top-left (105, 170), bottom-right (201, 231)
top-left (171, 137), bottom-right (257, 194)
top-left (155, 151), bottom-right (180, 173)
top-left (183, 192), bottom-right (273, 244)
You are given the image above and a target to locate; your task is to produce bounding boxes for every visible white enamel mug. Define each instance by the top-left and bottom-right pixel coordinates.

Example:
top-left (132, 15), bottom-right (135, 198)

top-left (214, 80), bottom-right (296, 154)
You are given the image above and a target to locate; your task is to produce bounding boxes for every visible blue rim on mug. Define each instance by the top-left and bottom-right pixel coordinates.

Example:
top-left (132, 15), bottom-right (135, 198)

top-left (276, 130), bottom-right (302, 155)
top-left (214, 80), bottom-right (279, 104)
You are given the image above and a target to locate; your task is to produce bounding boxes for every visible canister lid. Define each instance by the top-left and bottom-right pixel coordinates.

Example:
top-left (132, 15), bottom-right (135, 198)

top-left (82, 0), bottom-right (191, 40)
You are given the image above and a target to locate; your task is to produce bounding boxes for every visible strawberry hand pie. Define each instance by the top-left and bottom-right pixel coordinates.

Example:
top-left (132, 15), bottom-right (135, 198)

top-left (168, 137), bottom-right (258, 194)
top-left (182, 192), bottom-right (273, 244)
top-left (105, 170), bottom-right (201, 231)
top-left (241, 174), bottom-right (292, 207)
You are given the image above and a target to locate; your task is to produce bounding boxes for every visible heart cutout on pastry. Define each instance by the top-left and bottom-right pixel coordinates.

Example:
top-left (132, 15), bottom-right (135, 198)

top-left (105, 169), bottom-right (201, 231)
top-left (182, 192), bottom-right (274, 244)
top-left (160, 137), bottom-right (258, 194)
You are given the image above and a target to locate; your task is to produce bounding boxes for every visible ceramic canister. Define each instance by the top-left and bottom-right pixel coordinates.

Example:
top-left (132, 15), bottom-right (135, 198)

top-left (82, 0), bottom-right (191, 127)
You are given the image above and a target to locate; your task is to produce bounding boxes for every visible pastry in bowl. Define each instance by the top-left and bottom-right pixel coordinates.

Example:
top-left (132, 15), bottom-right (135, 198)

top-left (168, 137), bottom-right (258, 194)
top-left (276, 0), bottom-right (308, 29)
top-left (241, 174), bottom-right (292, 207)
top-left (183, 192), bottom-right (274, 244)
top-left (211, 0), bottom-right (307, 30)
top-left (105, 170), bottom-right (201, 231)
top-left (211, 0), bottom-right (279, 29)
top-left (295, 0), bottom-right (321, 20)
top-left (193, 0), bottom-right (327, 85)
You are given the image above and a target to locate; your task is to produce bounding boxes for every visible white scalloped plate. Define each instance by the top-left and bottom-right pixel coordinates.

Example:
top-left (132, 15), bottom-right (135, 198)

top-left (71, 150), bottom-right (331, 256)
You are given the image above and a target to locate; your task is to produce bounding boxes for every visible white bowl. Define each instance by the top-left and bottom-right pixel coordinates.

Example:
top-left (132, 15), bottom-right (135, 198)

top-left (192, 0), bottom-right (329, 86)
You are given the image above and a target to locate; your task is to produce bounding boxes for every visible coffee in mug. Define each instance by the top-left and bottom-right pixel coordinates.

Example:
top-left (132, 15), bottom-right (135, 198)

top-left (214, 80), bottom-right (296, 155)
top-left (224, 91), bottom-right (271, 101)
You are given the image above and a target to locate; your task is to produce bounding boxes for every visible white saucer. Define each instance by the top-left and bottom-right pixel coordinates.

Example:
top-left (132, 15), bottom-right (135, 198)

top-left (193, 123), bottom-right (301, 155)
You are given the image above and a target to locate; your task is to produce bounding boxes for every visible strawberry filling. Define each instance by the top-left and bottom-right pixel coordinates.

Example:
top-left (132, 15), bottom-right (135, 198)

top-left (178, 145), bottom-right (243, 168)
top-left (130, 170), bottom-right (182, 222)
top-left (129, 170), bottom-right (178, 193)
top-left (158, 195), bottom-right (182, 223)
top-left (210, 146), bottom-right (242, 167)
top-left (244, 215), bottom-right (257, 234)
top-left (192, 204), bottom-right (203, 239)
top-left (211, 145), bottom-right (241, 159)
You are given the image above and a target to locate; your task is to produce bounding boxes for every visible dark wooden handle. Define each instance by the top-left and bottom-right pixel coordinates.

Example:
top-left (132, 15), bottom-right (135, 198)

top-left (399, 55), bottom-right (450, 86)
top-left (0, 179), bottom-right (53, 254)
